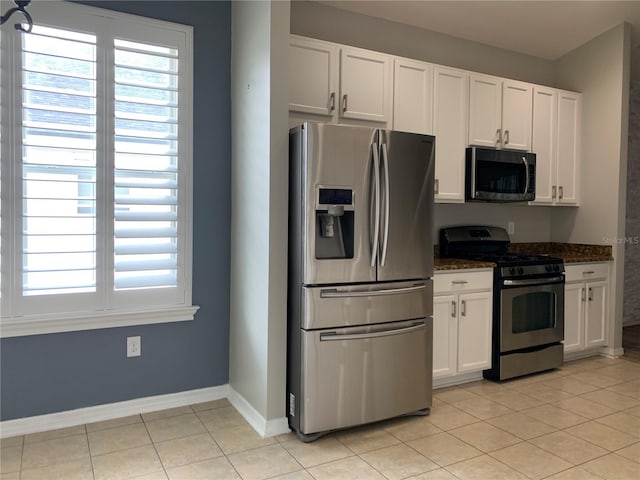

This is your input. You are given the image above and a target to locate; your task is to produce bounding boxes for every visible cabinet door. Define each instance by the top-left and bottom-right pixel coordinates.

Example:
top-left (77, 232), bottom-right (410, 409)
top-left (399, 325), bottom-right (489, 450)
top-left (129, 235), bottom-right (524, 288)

top-left (433, 294), bottom-right (457, 379)
top-left (289, 36), bottom-right (338, 117)
top-left (531, 87), bottom-right (557, 205)
top-left (501, 80), bottom-right (532, 151)
top-left (457, 291), bottom-right (492, 373)
top-left (556, 91), bottom-right (581, 205)
top-left (340, 47), bottom-right (392, 123)
top-left (585, 280), bottom-right (607, 349)
top-left (393, 58), bottom-right (433, 134)
top-left (563, 282), bottom-right (585, 353)
top-left (433, 66), bottom-right (468, 203)
top-left (468, 74), bottom-right (502, 148)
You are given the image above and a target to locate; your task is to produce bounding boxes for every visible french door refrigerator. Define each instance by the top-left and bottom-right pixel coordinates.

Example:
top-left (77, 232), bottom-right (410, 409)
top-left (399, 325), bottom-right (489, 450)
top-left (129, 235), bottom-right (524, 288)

top-left (287, 122), bottom-right (435, 441)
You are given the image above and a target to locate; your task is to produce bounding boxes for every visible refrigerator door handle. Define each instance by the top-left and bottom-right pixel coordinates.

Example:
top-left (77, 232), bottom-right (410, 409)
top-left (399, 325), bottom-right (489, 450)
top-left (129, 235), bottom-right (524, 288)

top-left (320, 321), bottom-right (425, 341)
top-left (320, 283), bottom-right (426, 298)
top-left (380, 142), bottom-right (390, 267)
top-left (370, 142), bottom-right (381, 268)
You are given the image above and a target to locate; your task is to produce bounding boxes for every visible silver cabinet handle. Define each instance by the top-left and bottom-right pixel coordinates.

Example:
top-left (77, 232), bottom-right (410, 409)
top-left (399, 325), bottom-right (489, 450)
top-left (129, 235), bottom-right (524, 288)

top-left (588, 287), bottom-right (593, 301)
top-left (320, 284), bottom-right (425, 298)
top-left (559, 186), bottom-right (564, 200)
top-left (435, 178), bottom-right (439, 195)
top-left (451, 300), bottom-right (456, 317)
top-left (461, 300), bottom-right (466, 316)
top-left (522, 156), bottom-right (530, 196)
top-left (504, 129), bottom-right (510, 145)
top-left (369, 143), bottom-right (381, 268)
top-left (552, 185), bottom-right (557, 199)
top-left (320, 322), bottom-right (424, 342)
top-left (380, 142), bottom-right (390, 267)
top-left (451, 280), bottom-right (468, 285)
top-left (583, 271), bottom-right (595, 275)
top-left (329, 92), bottom-right (335, 112)
top-left (581, 287), bottom-right (586, 302)
top-left (496, 129), bottom-right (502, 145)
top-left (342, 94), bottom-right (348, 112)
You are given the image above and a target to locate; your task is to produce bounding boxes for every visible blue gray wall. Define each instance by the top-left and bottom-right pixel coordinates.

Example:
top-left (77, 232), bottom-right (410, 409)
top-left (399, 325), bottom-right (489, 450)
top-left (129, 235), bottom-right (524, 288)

top-left (0, 1), bottom-right (231, 421)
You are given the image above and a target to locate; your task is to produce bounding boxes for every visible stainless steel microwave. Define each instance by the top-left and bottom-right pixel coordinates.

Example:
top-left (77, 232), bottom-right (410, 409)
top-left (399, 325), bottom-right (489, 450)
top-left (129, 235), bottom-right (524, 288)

top-left (465, 147), bottom-right (536, 202)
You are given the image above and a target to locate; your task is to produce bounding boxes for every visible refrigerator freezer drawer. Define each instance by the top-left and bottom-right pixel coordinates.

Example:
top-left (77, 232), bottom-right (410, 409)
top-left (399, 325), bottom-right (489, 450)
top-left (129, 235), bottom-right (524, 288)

top-left (297, 318), bottom-right (432, 435)
top-left (302, 280), bottom-right (433, 330)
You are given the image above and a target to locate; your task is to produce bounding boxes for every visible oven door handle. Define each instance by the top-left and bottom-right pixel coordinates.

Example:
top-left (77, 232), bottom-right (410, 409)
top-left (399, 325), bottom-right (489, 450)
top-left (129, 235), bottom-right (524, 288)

top-left (503, 276), bottom-right (564, 287)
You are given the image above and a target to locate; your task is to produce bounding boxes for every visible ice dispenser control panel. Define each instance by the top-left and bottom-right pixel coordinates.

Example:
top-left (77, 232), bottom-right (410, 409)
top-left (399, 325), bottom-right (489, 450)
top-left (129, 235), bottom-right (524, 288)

top-left (315, 188), bottom-right (354, 259)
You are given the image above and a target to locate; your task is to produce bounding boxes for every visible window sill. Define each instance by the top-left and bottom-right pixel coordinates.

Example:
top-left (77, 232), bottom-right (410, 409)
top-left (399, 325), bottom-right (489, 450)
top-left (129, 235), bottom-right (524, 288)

top-left (0, 306), bottom-right (200, 338)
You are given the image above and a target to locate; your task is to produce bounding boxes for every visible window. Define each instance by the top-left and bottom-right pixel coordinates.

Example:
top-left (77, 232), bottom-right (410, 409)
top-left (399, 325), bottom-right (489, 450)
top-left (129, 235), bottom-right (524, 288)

top-left (1, 2), bottom-right (197, 337)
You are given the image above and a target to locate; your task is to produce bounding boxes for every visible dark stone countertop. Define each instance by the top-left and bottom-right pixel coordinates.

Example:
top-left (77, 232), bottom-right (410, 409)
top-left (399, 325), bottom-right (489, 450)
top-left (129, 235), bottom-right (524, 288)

top-left (434, 242), bottom-right (613, 271)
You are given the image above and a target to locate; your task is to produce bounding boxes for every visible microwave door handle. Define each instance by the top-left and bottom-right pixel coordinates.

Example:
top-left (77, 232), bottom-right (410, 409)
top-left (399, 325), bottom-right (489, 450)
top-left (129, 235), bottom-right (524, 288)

top-left (370, 142), bottom-right (381, 267)
top-left (522, 156), bottom-right (530, 195)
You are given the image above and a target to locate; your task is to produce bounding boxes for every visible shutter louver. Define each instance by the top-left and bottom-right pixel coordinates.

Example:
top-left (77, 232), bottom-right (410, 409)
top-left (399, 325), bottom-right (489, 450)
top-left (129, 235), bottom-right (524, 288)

top-left (20, 26), bottom-right (98, 296)
top-left (113, 39), bottom-right (179, 291)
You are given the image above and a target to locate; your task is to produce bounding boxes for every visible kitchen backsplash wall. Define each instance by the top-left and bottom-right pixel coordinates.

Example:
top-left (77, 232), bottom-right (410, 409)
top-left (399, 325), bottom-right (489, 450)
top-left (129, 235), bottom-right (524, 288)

top-left (433, 203), bottom-right (552, 246)
top-left (624, 80), bottom-right (640, 326)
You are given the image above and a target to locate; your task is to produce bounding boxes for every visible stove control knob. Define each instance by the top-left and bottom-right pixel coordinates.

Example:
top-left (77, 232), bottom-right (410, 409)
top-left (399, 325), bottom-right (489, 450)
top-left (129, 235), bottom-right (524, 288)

top-left (517, 267), bottom-right (524, 275)
top-left (545, 265), bottom-right (552, 272)
top-left (553, 265), bottom-right (560, 272)
top-left (509, 267), bottom-right (516, 275)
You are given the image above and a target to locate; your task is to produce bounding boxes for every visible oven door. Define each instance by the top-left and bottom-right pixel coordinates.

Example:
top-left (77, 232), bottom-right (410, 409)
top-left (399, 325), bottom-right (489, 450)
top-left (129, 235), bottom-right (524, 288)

top-left (499, 276), bottom-right (564, 352)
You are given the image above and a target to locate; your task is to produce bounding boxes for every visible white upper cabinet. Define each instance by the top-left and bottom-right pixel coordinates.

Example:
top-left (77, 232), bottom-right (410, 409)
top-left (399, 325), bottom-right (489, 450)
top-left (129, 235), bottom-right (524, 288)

top-left (393, 57), bottom-right (433, 134)
top-left (340, 46), bottom-right (393, 124)
top-left (289, 35), bottom-right (339, 118)
top-left (433, 66), bottom-right (468, 203)
top-left (531, 87), bottom-right (581, 206)
top-left (556, 91), bottom-right (581, 205)
top-left (531, 86), bottom-right (557, 204)
top-left (468, 74), bottom-right (532, 151)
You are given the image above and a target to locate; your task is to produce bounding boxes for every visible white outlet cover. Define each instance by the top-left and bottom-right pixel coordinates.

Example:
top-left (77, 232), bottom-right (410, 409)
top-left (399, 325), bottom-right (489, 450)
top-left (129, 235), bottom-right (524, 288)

top-left (127, 336), bottom-right (141, 357)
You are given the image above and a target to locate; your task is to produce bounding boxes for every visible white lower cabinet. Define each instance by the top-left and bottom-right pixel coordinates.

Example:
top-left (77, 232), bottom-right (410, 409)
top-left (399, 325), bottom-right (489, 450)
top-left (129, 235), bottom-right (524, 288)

top-left (563, 263), bottom-right (609, 355)
top-left (433, 270), bottom-right (493, 380)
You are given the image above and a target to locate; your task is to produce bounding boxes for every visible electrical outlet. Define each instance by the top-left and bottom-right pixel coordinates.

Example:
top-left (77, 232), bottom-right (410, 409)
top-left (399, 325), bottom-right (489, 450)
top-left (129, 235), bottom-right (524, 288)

top-left (127, 336), bottom-right (141, 357)
top-left (507, 221), bottom-right (515, 235)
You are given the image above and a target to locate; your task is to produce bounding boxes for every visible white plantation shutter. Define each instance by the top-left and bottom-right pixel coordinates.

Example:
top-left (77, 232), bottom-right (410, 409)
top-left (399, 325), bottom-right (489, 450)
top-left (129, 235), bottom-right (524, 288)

top-left (1, 1), bottom-right (195, 336)
top-left (113, 39), bottom-right (180, 292)
top-left (20, 26), bottom-right (98, 297)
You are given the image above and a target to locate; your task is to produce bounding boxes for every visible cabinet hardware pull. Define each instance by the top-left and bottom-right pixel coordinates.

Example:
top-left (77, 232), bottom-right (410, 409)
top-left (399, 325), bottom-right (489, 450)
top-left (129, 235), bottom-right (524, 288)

top-left (435, 178), bottom-right (439, 195)
top-left (559, 186), bottom-right (564, 200)
top-left (552, 185), bottom-right (557, 199)
top-left (588, 287), bottom-right (593, 301)
top-left (342, 94), bottom-right (348, 112)
top-left (581, 288), bottom-right (586, 302)
top-left (329, 92), bottom-right (335, 112)
top-left (496, 129), bottom-right (502, 145)
top-left (583, 271), bottom-right (595, 275)
top-left (461, 300), bottom-right (466, 316)
top-left (451, 301), bottom-right (457, 317)
top-left (452, 280), bottom-right (468, 285)
top-left (504, 129), bottom-right (510, 145)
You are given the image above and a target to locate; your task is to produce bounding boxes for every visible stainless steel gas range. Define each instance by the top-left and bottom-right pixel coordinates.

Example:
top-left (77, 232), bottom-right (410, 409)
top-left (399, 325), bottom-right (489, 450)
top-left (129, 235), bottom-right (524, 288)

top-left (440, 226), bottom-right (565, 381)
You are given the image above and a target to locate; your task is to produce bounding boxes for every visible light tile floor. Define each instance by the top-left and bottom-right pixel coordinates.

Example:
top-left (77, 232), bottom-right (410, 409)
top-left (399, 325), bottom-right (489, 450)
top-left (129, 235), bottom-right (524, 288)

top-left (1, 356), bottom-right (639, 480)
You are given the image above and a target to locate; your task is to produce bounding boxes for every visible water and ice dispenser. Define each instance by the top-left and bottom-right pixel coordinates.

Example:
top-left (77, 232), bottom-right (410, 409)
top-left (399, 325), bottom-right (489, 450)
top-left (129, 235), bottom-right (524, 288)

top-left (315, 188), bottom-right (354, 259)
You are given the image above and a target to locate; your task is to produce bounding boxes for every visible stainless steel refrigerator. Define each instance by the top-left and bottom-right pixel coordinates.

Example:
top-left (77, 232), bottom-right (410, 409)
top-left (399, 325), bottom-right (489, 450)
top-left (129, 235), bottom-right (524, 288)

top-left (287, 123), bottom-right (435, 441)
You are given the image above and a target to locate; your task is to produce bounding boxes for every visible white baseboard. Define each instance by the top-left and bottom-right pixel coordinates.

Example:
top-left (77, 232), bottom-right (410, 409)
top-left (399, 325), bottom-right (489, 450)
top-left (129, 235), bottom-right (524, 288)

top-left (600, 346), bottom-right (625, 358)
top-left (0, 384), bottom-right (229, 439)
top-left (433, 371), bottom-right (483, 389)
top-left (227, 387), bottom-right (290, 438)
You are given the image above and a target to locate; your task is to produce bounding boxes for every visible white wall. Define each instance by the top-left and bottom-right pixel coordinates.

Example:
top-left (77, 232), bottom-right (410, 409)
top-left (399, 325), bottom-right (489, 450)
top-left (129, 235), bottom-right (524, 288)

top-left (291, 0), bottom-right (556, 86)
top-left (230, 0), bottom-right (290, 435)
top-left (552, 23), bottom-right (631, 353)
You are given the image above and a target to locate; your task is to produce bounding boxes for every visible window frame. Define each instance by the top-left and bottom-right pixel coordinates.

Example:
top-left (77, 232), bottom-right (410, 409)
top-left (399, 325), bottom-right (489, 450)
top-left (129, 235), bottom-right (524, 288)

top-left (0, 1), bottom-right (198, 338)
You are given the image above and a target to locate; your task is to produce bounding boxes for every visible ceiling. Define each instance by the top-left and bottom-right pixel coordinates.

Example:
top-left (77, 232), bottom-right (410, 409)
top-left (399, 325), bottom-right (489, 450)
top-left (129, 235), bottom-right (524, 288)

top-left (318, 0), bottom-right (640, 77)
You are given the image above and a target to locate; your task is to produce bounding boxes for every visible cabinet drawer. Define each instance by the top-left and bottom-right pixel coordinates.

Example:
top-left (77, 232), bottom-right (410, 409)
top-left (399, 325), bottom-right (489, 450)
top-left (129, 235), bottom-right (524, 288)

top-left (434, 270), bottom-right (493, 294)
top-left (565, 263), bottom-right (609, 282)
